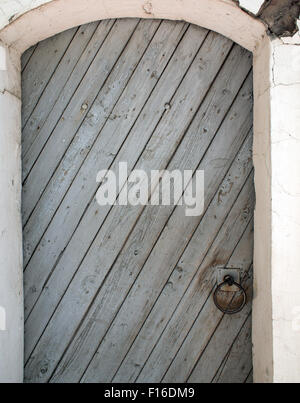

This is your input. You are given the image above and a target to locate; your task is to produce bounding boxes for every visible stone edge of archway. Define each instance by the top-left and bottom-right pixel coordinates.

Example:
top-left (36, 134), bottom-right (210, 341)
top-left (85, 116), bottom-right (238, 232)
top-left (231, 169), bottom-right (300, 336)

top-left (0, 0), bottom-right (266, 53)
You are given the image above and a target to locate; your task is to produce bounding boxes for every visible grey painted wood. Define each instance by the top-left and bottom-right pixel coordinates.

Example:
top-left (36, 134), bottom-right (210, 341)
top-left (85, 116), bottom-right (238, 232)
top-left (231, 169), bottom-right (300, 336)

top-left (22, 27), bottom-right (77, 128)
top-left (22, 21), bottom-right (100, 161)
top-left (245, 369), bottom-right (253, 383)
top-left (22, 19), bottom-right (130, 224)
top-left (211, 314), bottom-right (252, 383)
top-left (164, 229), bottom-right (254, 383)
top-left (22, 18), bottom-right (160, 268)
top-left (25, 25), bottom-right (192, 344)
top-left (22, 19), bottom-right (254, 383)
top-left (54, 74), bottom-right (253, 384)
top-left (113, 134), bottom-right (253, 383)
top-left (22, 20), bottom-right (115, 180)
top-left (25, 29), bottom-right (233, 382)
top-left (24, 21), bottom-right (202, 327)
top-left (21, 45), bottom-right (37, 72)
top-left (136, 184), bottom-right (254, 382)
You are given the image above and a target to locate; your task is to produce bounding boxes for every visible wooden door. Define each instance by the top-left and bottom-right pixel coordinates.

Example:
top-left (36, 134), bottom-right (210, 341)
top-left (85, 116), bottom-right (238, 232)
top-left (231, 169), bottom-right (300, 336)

top-left (22, 19), bottom-right (254, 383)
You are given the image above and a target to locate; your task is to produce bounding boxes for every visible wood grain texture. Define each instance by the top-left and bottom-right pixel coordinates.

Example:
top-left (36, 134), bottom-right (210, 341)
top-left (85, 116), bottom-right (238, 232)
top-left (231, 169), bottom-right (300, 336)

top-left (165, 230), bottom-right (254, 383)
top-left (24, 19), bottom-right (191, 330)
top-left (78, 75), bottom-right (253, 383)
top-left (22, 19), bottom-right (254, 383)
top-left (113, 134), bottom-right (253, 383)
top-left (22, 18), bottom-right (160, 268)
top-left (134, 180), bottom-right (254, 383)
top-left (22, 21), bottom-right (100, 162)
top-left (211, 314), bottom-right (253, 383)
top-left (21, 44), bottom-right (37, 72)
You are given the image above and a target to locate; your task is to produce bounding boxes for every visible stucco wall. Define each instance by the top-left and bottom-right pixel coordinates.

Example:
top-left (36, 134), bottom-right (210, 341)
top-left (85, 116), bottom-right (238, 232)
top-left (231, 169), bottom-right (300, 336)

top-left (0, 0), bottom-right (262, 31)
top-left (0, 1), bottom-right (298, 47)
top-left (270, 38), bottom-right (300, 383)
top-left (0, 0), bottom-right (52, 29)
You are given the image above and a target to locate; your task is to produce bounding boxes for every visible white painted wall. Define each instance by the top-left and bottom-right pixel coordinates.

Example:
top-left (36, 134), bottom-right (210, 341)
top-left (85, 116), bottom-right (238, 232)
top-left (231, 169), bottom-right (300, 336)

top-left (252, 31), bottom-right (300, 383)
top-left (0, 0), bottom-right (299, 383)
top-left (0, 45), bottom-right (23, 383)
top-left (270, 39), bottom-right (300, 383)
top-left (238, 0), bottom-right (265, 15)
top-left (0, 0), bottom-right (52, 29)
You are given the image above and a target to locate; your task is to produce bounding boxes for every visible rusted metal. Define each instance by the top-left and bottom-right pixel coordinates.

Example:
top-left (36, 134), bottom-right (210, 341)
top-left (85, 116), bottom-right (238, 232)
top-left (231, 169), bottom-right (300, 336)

top-left (213, 275), bottom-right (247, 314)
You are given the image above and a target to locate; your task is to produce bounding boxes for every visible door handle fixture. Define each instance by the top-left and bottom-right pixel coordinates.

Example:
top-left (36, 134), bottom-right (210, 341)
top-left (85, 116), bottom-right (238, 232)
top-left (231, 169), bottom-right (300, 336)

top-left (213, 274), bottom-right (247, 314)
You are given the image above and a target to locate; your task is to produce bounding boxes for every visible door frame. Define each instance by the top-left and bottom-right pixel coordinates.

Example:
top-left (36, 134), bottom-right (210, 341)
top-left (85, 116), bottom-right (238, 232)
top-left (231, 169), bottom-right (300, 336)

top-left (0, 0), bottom-right (299, 383)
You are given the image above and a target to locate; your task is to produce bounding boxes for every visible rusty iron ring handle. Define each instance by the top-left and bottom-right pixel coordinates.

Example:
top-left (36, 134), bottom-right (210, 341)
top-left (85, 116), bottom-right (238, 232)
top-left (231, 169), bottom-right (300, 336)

top-left (213, 275), bottom-right (247, 315)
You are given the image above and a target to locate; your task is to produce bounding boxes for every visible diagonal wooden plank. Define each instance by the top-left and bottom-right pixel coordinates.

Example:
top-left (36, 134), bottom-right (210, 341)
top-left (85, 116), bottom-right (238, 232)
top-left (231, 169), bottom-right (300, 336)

top-left (21, 44), bottom-right (37, 72)
top-left (22, 18), bottom-right (137, 224)
top-left (24, 31), bottom-right (234, 383)
top-left (245, 369), bottom-right (253, 383)
top-left (162, 228), bottom-right (253, 383)
top-left (22, 19), bottom-right (188, 271)
top-left (135, 179), bottom-right (254, 383)
top-left (112, 133), bottom-right (253, 383)
top-left (50, 75), bottom-right (252, 383)
top-left (81, 172), bottom-right (254, 384)
top-left (21, 20), bottom-right (114, 177)
top-left (23, 22), bottom-right (205, 330)
top-left (211, 314), bottom-right (252, 383)
top-left (21, 27), bottom-right (77, 128)
top-left (24, 20), bottom-right (196, 366)
top-left (23, 20), bottom-right (193, 335)
top-left (22, 18), bottom-right (161, 268)
top-left (75, 78), bottom-right (253, 383)
top-left (22, 21), bottom-right (100, 160)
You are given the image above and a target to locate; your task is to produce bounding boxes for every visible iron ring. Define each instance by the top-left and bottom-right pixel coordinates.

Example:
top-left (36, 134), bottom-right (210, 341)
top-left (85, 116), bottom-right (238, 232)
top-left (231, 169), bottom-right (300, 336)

top-left (213, 275), bottom-right (247, 314)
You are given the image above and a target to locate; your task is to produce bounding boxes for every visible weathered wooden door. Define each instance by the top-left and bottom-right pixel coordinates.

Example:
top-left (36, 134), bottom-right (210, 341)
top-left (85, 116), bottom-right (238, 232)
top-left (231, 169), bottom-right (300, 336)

top-left (22, 19), bottom-right (254, 383)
